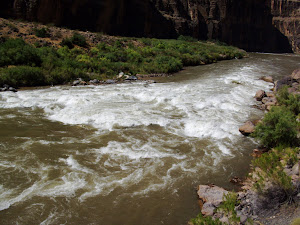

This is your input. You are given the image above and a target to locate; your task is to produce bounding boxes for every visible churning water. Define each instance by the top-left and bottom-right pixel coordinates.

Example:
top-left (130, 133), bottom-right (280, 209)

top-left (0, 53), bottom-right (299, 225)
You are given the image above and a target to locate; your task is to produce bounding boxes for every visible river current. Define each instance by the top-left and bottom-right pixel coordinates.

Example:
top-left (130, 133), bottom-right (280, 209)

top-left (0, 53), bottom-right (299, 225)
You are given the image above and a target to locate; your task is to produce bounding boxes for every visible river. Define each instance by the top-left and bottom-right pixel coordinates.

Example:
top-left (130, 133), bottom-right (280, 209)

top-left (0, 53), bottom-right (299, 225)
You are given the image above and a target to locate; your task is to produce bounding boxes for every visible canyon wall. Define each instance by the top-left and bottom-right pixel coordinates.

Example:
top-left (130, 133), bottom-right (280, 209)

top-left (0, 0), bottom-right (299, 53)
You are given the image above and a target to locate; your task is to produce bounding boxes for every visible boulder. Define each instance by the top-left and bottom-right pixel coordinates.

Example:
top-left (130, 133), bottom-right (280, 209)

top-left (274, 76), bottom-right (293, 92)
top-left (291, 69), bottom-right (300, 80)
top-left (254, 90), bottom-right (266, 101)
top-left (197, 185), bottom-right (228, 217)
top-left (105, 79), bottom-right (116, 84)
top-left (239, 121), bottom-right (255, 136)
top-left (8, 87), bottom-right (17, 92)
top-left (125, 75), bottom-right (138, 81)
top-left (201, 202), bottom-right (215, 216)
top-left (89, 79), bottom-right (100, 84)
top-left (266, 92), bottom-right (275, 98)
top-left (118, 72), bottom-right (124, 79)
top-left (292, 162), bottom-right (299, 176)
top-left (261, 76), bottom-right (274, 83)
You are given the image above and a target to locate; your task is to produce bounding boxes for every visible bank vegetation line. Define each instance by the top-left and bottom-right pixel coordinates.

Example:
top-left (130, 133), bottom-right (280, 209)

top-left (190, 69), bottom-right (300, 225)
top-left (0, 18), bottom-right (245, 89)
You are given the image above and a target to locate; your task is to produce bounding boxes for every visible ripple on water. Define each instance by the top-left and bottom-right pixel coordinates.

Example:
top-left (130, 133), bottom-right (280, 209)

top-left (0, 54), bottom-right (299, 224)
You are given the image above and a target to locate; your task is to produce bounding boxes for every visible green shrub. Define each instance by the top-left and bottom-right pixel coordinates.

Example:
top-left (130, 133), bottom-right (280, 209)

top-left (189, 213), bottom-right (222, 225)
top-left (217, 192), bottom-right (240, 224)
top-left (34, 27), bottom-right (50, 38)
top-left (252, 150), bottom-right (294, 199)
top-left (177, 35), bottom-right (198, 42)
top-left (153, 56), bottom-right (183, 73)
top-left (71, 32), bottom-right (88, 48)
top-left (0, 38), bottom-right (42, 67)
top-left (277, 86), bottom-right (300, 115)
top-left (251, 106), bottom-right (299, 148)
top-left (60, 38), bottom-right (74, 49)
top-left (0, 66), bottom-right (45, 87)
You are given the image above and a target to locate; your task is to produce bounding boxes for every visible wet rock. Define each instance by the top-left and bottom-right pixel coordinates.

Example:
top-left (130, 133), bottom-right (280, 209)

top-left (118, 72), bottom-right (124, 79)
top-left (105, 79), bottom-right (116, 84)
top-left (89, 79), bottom-right (100, 84)
top-left (72, 78), bottom-right (87, 86)
top-left (125, 75), bottom-right (138, 81)
top-left (261, 76), bottom-right (274, 83)
top-left (239, 121), bottom-right (255, 136)
top-left (255, 90), bottom-right (266, 101)
top-left (197, 185), bottom-right (228, 216)
top-left (8, 87), bottom-right (17, 92)
top-left (72, 79), bottom-right (81, 86)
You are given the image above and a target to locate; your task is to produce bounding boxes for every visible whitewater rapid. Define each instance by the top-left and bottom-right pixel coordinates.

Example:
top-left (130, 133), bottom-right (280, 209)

top-left (1, 53), bottom-right (299, 225)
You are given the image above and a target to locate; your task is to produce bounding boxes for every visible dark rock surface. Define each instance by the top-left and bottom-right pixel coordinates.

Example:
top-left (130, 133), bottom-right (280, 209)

top-left (0, 0), bottom-right (299, 53)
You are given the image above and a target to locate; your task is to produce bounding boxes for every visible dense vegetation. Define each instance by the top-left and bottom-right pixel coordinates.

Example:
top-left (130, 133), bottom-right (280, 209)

top-left (0, 35), bottom-right (244, 87)
top-left (251, 87), bottom-right (299, 201)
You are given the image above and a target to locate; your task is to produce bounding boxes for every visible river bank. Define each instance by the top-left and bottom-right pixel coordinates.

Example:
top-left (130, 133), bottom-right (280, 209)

top-left (0, 17), bottom-right (245, 89)
top-left (191, 69), bottom-right (300, 225)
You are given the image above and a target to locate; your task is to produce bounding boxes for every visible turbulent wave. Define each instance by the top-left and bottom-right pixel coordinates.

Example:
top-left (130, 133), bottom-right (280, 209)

top-left (1, 54), bottom-right (298, 224)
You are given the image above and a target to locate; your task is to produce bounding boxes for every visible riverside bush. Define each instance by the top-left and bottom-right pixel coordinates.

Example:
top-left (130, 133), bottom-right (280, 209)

top-left (252, 149), bottom-right (295, 201)
top-left (0, 38), bottom-right (42, 67)
top-left (0, 36), bottom-right (245, 87)
top-left (277, 86), bottom-right (300, 115)
top-left (71, 32), bottom-right (88, 48)
top-left (0, 66), bottom-right (44, 87)
top-left (34, 27), bottom-right (50, 38)
top-left (252, 106), bottom-right (298, 148)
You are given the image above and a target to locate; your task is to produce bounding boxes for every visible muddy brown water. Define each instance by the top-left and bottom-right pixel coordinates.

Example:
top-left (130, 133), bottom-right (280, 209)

top-left (0, 53), bottom-right (299, 225)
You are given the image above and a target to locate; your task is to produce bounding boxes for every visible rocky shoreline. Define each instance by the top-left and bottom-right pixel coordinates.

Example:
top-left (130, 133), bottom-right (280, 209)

top-left (193, 69), bottom-right (300, 225)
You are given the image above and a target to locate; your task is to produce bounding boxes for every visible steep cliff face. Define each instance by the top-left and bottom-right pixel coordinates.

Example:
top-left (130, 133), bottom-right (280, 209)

top-left (2, 0), bottom-right (177, 38)
top-left (153, 0), bottom-right (295, 52)
top-left (0, 0), bottom-right (299, 53)
top-left (271, 0), bottom-right (300, 53)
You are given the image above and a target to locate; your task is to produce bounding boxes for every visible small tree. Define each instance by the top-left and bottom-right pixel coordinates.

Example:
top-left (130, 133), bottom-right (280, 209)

top-left (252, 106), bottom-right (298, 148)
top-left (71, 32), bottom-right (88, 48)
